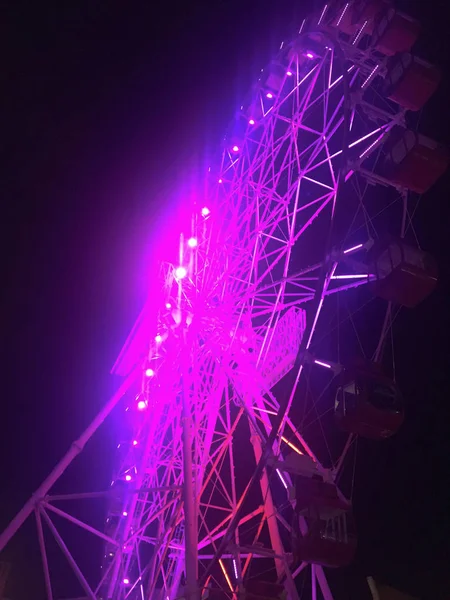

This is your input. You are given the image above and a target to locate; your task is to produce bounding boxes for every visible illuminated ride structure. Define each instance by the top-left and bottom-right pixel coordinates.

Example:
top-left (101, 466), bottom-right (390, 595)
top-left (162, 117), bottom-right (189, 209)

top-left (0, 2), bottom-right (447, 599)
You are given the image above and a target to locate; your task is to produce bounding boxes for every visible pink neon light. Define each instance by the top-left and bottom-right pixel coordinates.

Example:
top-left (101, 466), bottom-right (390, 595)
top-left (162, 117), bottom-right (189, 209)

top-left (232, 145), bottom-right (239, 152)
top-left (137, 400), bottom-right (147, 411)
top-left (266, 92), bottom-right (273, 99)
top-left (331, 274), bottom-right (368, 280)
top-left (306, 52), bottom-right (314, 59)
top-left (155, 334), bottom-right (162, 343)
top-left (145, 368), bottom-right (155, 377)
top-left (286, 71), bottom-right (293, 77)
top-left (359, 134), bottom-right (384, 160)
top-left (348, 127), bottom-right (382, 149)
top-left (218, 178), bottom-right (223, 183)
top-left (343, 243), bottom-right (363, 254)
top-left (232, 558), bottom-right (238, 579)
top-left (122, 511), bottom-right (128, 517)
top-left (361, 64), bottom-right (380, 89)
top-left (276, 469), bottom-right (288, 489)
top-left (314, 359), bottom-right (332, 369)
top-left (337, 3), bottom-right (349, 26)
top-left (175, 266), bottom-right (187, 279)
top-left (201, 207), bottom-right (210, 217)
top-left (318, 3), bottom-right (328, 25)
top-left (187, 237), bottom-right (198, 248)
top-left (248, 119), bottom-right (255, 125)
top-left (165, 302), bottom-right (172, 309)
top-left (132, 440), bottom-right (138, 446)
top-left (123, 578), bottom-right (130, 585)
top-left (125, 475), bottom-right (132, 482)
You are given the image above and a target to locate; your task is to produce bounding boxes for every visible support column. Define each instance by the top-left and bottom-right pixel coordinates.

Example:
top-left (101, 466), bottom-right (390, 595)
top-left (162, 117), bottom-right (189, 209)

top-left (182, 373), bottom-right (198, 600)
top-left (250, 431), bottom-right (299, 600)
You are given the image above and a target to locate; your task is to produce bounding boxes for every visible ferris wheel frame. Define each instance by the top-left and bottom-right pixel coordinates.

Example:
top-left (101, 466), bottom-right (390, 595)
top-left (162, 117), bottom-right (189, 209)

top-left (0, 3), bottom-right (444, 600)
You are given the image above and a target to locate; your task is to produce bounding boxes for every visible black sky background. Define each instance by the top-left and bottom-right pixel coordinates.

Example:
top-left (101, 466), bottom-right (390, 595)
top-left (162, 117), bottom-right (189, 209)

top-left (1, 1), bottom-right (450, 599)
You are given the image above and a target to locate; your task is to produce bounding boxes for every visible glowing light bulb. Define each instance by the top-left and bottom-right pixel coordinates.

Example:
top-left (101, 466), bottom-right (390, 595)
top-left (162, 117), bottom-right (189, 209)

top-left (123, 578), bottom-right (130, 585)
top-left (125, 475), bottom-right (132, 482)
top-left (165, 302), bottom-right (172, 309)
top-left (145, 368), bottom-right (154, 377)
top-left (155, 334), bottom-right (162, 343)
top-left (201, 206), bottom-right (210, 217)
top-left (122, 511), bottom-right (128, 517)
top-left (286, 70), bottom-right (293, 76)
top-left (266, 92), bottom-right (273, 99)
top-left (232, 145), bottom-right (239, 152)
top-left (175, 266), bottom-right (187, 279)
top-left (306, 52), bottom-right (314, 59)
top-left (249, 119), bottom-right (255, 125)
top-left (218, 178), bottom-right (223, 183)
top-left (137, 399), bottom-right (147, 411)
top-left (132, 440), bottom-right (138, 446)
top-left (187, 237), bottom-right (198, 248)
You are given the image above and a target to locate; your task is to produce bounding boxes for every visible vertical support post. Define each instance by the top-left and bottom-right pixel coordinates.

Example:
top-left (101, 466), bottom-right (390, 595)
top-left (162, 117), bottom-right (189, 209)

top-left (40, 508), bottom-right (96, 600)
top-left (35, 508), bottom-right (54, 600)
top-left (182, 351), bottom-right (198, 600)
top-left (250, 431), bottom-right (299, 600)
top-left (315, 566), bottom-right (334, 600)
top-left (311, 564), bottom-right (317, 600)
top-left (367, 577), bottom-right (380, 600)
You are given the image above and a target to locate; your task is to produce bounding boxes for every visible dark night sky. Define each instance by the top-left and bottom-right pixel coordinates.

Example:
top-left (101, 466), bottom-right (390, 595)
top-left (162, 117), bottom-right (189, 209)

top-left (1, 1), bottom-right (450, 599)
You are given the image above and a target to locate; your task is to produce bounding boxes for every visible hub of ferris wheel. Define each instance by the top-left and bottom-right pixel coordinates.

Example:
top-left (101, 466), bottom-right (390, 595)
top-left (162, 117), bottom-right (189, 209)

top-left (0, 2), bottom-right (448, 600)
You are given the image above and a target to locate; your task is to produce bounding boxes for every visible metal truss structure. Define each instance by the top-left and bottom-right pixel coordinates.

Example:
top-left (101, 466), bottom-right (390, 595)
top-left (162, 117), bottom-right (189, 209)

top-left (0, 2), bottom-right (444, 600)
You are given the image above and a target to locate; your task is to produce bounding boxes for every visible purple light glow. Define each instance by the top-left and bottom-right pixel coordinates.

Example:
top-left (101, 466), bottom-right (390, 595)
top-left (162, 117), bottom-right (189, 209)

top-left (145, 368), bottom-right (155, 377)
top-left (248, 119), bottom-right (255, 125)
top-left (314, 359), bottom-right (332, 369)
top-left (175, 266), bottom-right (187, 279)
top-left (331, 274), bottom-right (368, 280)
top-left (125, 475), bottom-right (132, 482)
top-left (155, 334), bottom-right (162, 343)
top-left (218, 178), bottom-right (223, 183)
top-left (306, 52), bottom-right (314, 59)
top-left (132, 440), bottom-right (138, 446)
top-left (187, 237), bottom-right (198, 248)
top-left (266, 92), bottom-right (273, 99)
top-left (232, 558), bottom-right (238, 579)
top-left (201, 206), bottom-right (210, 217)
top-left (286, 70), bottom-right (293, 76)
top-left (165, 302), bottom-right (172, 309)
top-left (123, 578), bottom-right (130, 585)
top-left (348, 127), bottom-right (382, 149)
top-left (137, 400), bottom-right (147, 411)
top-left (232, 145), bottom-right (239, 152)
top-left (343, 243), bottom-right (364, 254)
top-left (276, 469), bottom-right (288, 489)
top-left (122, 511), bottom-right (128, 517)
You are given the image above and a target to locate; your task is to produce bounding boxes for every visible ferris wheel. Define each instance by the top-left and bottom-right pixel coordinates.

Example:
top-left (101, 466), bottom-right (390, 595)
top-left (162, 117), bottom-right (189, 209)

top-left (0, 1), bottom-right (448, 600)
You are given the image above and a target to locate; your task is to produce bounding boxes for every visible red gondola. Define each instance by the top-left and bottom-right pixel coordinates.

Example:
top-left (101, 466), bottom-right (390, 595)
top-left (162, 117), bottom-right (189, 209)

top-left (108, 479), bottom-right (128, 516)
top-left (384, 54), bottom-right (441, 112)
top-left (294, 475), bottom-right (357, 568)
top-left (372, 9), bottom-right (420, 55)
top-left (383, 129), bottom-right (449, 193)
top-left (263, 64), bottom-right (286, 95)
top-left (335, 362), bottom-right (404, 439)
top-left (244, 581), bottom-right (286, 600)
top-left (369, 238), bottom-right (438, 308)
top-left (206, 582), bottom-right (285, 600)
